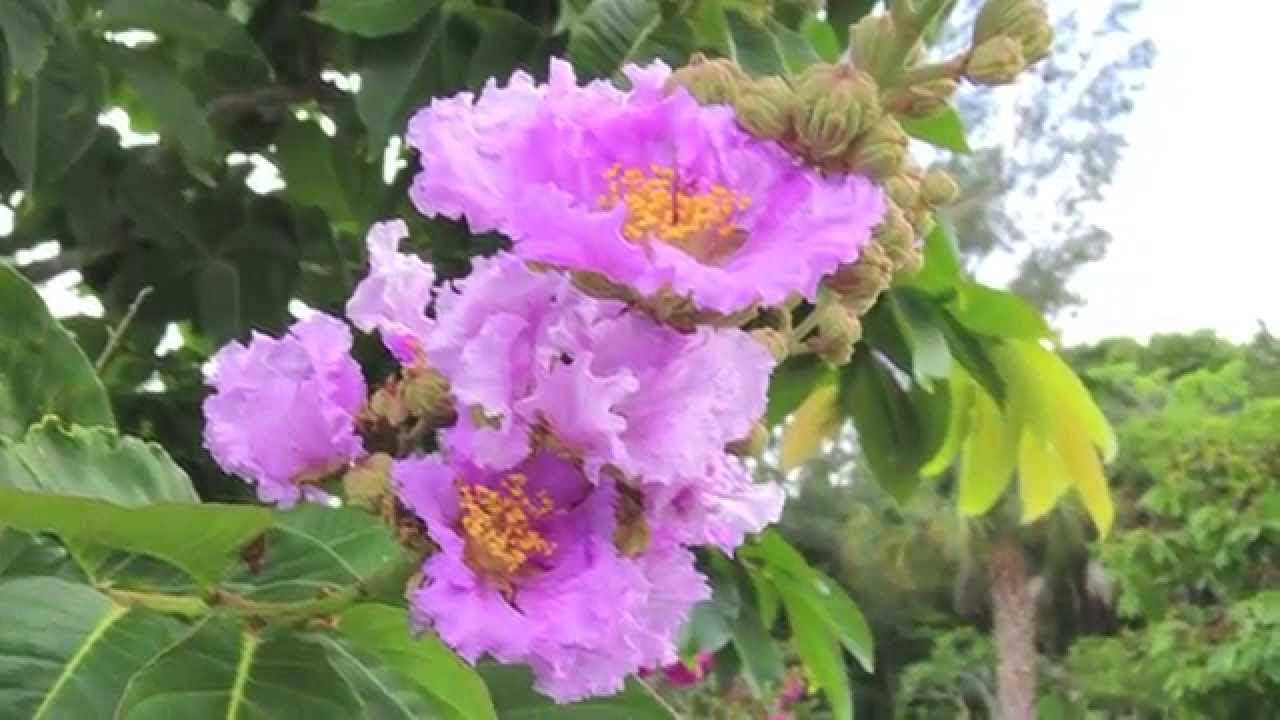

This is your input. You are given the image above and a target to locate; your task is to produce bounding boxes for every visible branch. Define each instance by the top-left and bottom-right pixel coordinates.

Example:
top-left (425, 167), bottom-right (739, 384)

top-left (96, 286), bottom-right (153, 372)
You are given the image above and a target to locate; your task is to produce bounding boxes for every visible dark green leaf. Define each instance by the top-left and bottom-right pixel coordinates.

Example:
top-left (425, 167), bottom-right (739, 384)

top-left (196, 260), bottom-right (241, 345)
top-left (0, 530), bottom-right (78, 581)
top-left (766, 354), bottom-right (836, 426)
top-left (118, 618), bottom-right (364, 719)
top-left (844, 349), bottom-right (926, 501)
top-left (0, 267), bottom-right (113, 438)
top-left (888, 290), bottom-right (953, 391)
top-left (566, 0), bottom-right (661, 79)
top-left (0, 0), bottom-right (52, 76)
top-left (723, 9), bottom-right (820, 78)
top-left (780, 584), bottom-right (852, 720)
top-left (0, 487), bottom-right (272, 587)
top-left (953, 282), bottom-right (1053, 340)
top-left (936, 308), bottom-right (1007, 403)
top-left (0, 420), bottom-right (193, 503)
top-left (101, 0), bottom-right (261, 59)
top-left (480, 665), bottom-right (672, 720)
top-left (274, 118), bottom-right (358, 230)
top-left (679, 561), bottom-right (741, 658)
top-left (1, 32), bottom-right (102, 189)
top-left (337, 604), bottom-right (498, 720)
top-left (320, 634), bottom-right (443, 720)
top-left (731, 600), bottom-right (784, 696)
top-left (0, 577), bottom-right (181, 719)
top-left (113, 52), bottom-right (219, 182)
top-left (222, 505), bottom-right (411, 604)
top-left (356, 9), bottom-right (449, 151)
top-left (825, 0), bottom-right (879, 45)
top-left (459, 6), bottom-right (542, 89)
top-left (900, 107), bottom-right (971, 154)
top-left (311, 0), bottom-right (439, 38)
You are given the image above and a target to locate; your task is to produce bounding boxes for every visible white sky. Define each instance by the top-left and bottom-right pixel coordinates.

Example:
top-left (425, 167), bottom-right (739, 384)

top-left (1055, 0), bottom-right (1280, 343)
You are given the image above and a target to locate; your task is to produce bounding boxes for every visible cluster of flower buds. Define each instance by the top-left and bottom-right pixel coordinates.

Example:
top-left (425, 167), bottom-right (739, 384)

top-left (968, 0), bottom-right (1053, 85)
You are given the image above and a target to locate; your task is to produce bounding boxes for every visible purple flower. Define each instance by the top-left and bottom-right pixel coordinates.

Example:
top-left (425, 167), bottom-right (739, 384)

top-left (203, 313), bottom-right (366, 506)
top-left (396, 452), bottom-right (709, 702)
top-left (346, 219), bottom-right (436, 364)
top-left (646, 456), bottom-right (786, 553)
top-left (408, 59), bottom-right (885, 314)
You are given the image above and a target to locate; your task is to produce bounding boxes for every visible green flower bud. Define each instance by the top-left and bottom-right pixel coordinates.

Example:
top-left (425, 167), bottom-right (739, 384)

top-left (734, 76), bottom-right (795, 140)
top-left (885, 172), bottom-right (922, 211)
top-left (401, 366), bottom-right (454, 425)
top-left (974, 0), bottom-right (1053, 62)
top-left (921, 169), bottom-right (960, 206)
top-left (965, 36), bottom-right (1027, 86)
top-left (883, 77), bottom-right (959, 117)
top-left (793, 63), bottom-right (882, 161)
top-left (846, 115), bottom-right (908, 179)
top-left (367, 384), bottom-right (408, 426)
top-left (850, 14), bottom-right (898, 81)
top-left (727, 422), bottom-right (770, 458)
top-left (666, 53), bottom-right (747, 106)
top-left (751, 327), bottom-right (791, 363)
top-left (343, 453), bottom-right (393, 513)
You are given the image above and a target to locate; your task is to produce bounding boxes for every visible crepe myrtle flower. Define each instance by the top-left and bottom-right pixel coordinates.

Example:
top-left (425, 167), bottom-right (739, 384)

top-left (203, 313), bottom-right (365, 506)
top-left (396, 452), bottom-right (709, 702)
top-left (407, 59), bottom-right (885, 315)
top-left (346, 219), bottom-right (436, 364)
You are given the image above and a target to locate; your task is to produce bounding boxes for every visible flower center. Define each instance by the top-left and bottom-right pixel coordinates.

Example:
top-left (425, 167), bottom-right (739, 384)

top-left (599, 163), bottom-right (751, 265)
top-left (457, 473), bottom-right (556, 583)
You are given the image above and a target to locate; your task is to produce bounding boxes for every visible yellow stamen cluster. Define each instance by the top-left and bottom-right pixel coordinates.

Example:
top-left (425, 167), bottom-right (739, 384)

top-left (599, 163), bottom-right (751, 264)
top-left (458, 473), bottom-right (556, 579)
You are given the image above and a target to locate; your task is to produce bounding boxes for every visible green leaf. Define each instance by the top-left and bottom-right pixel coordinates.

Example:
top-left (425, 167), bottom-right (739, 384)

top-left (723, 9), bottom-right (820, 78)
top-left (956, 386), bottom-right (1019, 516)
top-left (320, 635), bottom-right (443, 719)
top-left (1016, 427), bottom-right (1072, 523)
top-left (800, 15), bottom-right (840, 62)
top-left (356, 8), bottom-right (449, 151)
top-left (889, 290), bottom-right (953, 391)
top-left (0, 268), bottom-right (114, 438)
top-left (780, 585), bottom-right (852, 720)
top-left (0, 0), bottom-right (52, 76)
top-left (825, 0), bottom-right (879, 44)
top-left (906, 222), bottom-right (964, 296)
top-left (0, 420), bottom-right (193, 502)
top-left (921, 369), bottom-right (974, 477)
top-left (935, 308), bottom-right (1007, 404)
top-left (113, 51), bottom-right (219, 183)
top-left (900, 107), bottom-right (971, 154)
top-left (844, 350), bottom-right (926, 501)
top-left (953, 282), bottom-right (1053, 340)
top-left (118, 618), bottom-right (364, 719)
top-left (195, 260), bottom-right (241, 345)
top-left (274, 118), bottom-right (358, 230)
top-left (222, 505), bottom-right (412, 604)
top-left (0, 529), bottom-right (78, 581)
top-left (0, 577), bottom-right (181, 719)
top-left (766, 355), bottom-right (835, 426)
top-left (480, 665), bottom-right (673, 720)
top-left (566, 0), bottom-right (662, 79)
top-left (1, 32), bottom-right (102, 189)
top-left (731, 600), bottom-right (784, 696)
top-left (101, 0), bottom-right (261, 59)
top-left (311, 0), bottom-right (438, 38)
top-left (0, 487), bottom-right (272, 587)
top-left (679, 559), bottom-right (741, 659)
top-left (780, 378), bottom-right (843, 472)
top-left (335, 604), bottom-right (498, 720)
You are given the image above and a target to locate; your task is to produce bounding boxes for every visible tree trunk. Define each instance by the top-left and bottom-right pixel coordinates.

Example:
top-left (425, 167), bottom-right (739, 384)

top-left (988, 536), bottom-right (1036, 720)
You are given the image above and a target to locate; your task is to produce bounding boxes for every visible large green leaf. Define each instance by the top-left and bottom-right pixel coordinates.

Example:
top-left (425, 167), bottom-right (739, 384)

top-left (117, 619), bottom-right (364, 719)
top-left (356, 8), bottom-right (450, 151)
top-left (952, 282), bottom-right (1053, 341)
top-left (844, 350), bottom-right (926, 501)
top-left (100, 0), bottom-right (261, 59)
top-left (0, 420), bottom-right (193, 502)
top-left (274, 118), bottom-right (358, 230)
top-left (113, 50), bottom-right (219, 182)
top-left (779, 585), bottom-right (852, 720)
top-left (319, 635), bottom-right (444, 720)
top-left (480, 665), bottom-right (672, 720)
top-left (730, 600), bottom-right (784, 696)
top-left (335, 604), bottom-right (498, 720)
top-left (566, 0), bottom-right (661, 79)
top-left (222, 504), bottom-right (411, 604)
top-left (0, 31), bottom-right (102, 189)
top-left (311, 0), bottom-right (439, 38)
top-left (0, 268), bottom-right (113, 439)
top-left (900, 107), bottom-right (971, 154)
top-left (0, 577), bottom-right (180, 719)
top-left (0, 487), bottom-right (272, 587)
top-left (956, 386), bottom-right (1019, 516)
top-left (0, 529), bottom-right (77, 581)
top-left (889, 290), bottom-right (953, 391)
top-left (722, 9), bottom-right (820, 78)
top-left (0, 0), bottom-right (53, 77)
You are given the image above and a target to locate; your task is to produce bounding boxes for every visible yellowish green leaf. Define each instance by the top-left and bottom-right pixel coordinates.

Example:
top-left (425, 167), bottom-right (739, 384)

top-left (957, 387), bottom-right (1019, 516)
top-left (780, 381), bottom-right (843, 472)
top-left (921, 368), bottom-right (974, 477)
top-left (1055, 421), bottom-right (1115, 537)
top-left (1016, 428), bottom-right (1072, 523)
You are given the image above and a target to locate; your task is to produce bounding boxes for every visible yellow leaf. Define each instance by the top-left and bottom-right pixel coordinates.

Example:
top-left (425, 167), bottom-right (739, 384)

top-left (957, 387), bottom-right (1019, 516)
top-left (1017, 428), bottom-right (1072, 523)
top-left (921, 368), bottom-right (974, 478)
top-left (1006, 340), bottom-right (1118, 462)
top-left (780, 381), bottom-right (843, 472)
top-left (1055, 420), bottom-right (1115, 537)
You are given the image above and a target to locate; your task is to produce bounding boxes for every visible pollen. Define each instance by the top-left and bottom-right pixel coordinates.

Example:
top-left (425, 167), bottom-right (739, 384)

top-left (599, 163), bottom-right (750, 265)
top-left (458, 473), bottom-right (556, 580)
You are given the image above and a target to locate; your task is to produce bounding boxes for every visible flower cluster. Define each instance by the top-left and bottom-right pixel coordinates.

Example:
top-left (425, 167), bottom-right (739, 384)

top-left (202, 58), bottom-right (888, 703)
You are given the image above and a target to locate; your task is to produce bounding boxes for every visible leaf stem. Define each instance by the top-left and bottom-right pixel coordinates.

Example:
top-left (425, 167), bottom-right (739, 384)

top-left (95, 286), bottom-right (153, 372)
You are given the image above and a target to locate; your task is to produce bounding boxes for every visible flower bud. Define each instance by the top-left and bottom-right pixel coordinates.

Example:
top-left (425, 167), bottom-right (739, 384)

top-left (343, 453), bottom-right (392, 513)
top-left (876, 204), bottom-right (919, 270)
top-left (734, 76), bottom-right (795, 140)
top-left (885, 172), bottom-right (922, 211)
top-left (974, 0), bottom-right (1053, 62)
top-left (883, 78), bottom-right (959, 117)
top-left (965, 36), bottom-right (1027, 86)
top-left (751, 327), bottom-right (791, 363)
top-left (846, 115), bottom-right (908, 178)
top-left (727, 422), bottom-right (770, 458)
top-left (850, 14), bottom-right (898, 81)
top-left (793, 63), bottom-right (882, 161)
top-left (921, 169), bottom-right (960, 206)
top-left (666, 53), bottom-right (747, 106)
top-left (367, 384), bottom-right (408, 427)
top-left (401, 366), bottom-right (454, 425)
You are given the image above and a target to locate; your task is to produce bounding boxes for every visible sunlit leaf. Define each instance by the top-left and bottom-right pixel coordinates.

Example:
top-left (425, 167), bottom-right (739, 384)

top-left (901, 107), bottom-right (971, 153)
top-left (1017, 428), bottom-right (1072, 522)
top-left (780, 379), bottom-right (843, 471)
top-left (956, 386), bottom-right (1019, 516)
